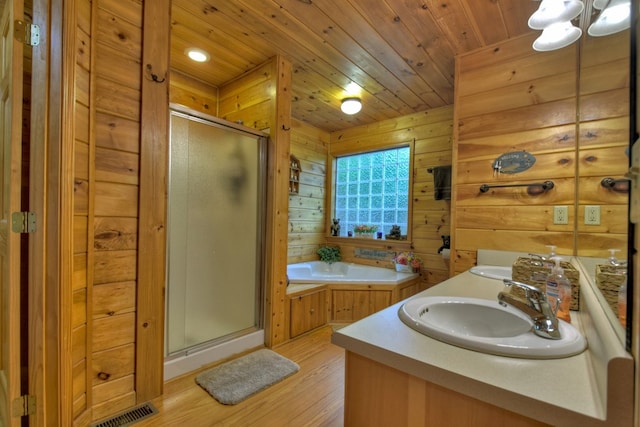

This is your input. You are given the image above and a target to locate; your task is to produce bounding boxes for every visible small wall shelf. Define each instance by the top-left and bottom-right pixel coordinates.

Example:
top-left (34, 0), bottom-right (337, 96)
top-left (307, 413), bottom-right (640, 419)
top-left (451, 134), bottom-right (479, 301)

top-left (289, 154), bottom-right (301, 195)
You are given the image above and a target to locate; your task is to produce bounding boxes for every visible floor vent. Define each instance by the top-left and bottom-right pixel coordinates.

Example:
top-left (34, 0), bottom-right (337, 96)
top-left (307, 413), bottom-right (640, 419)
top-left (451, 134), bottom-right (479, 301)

top-left (90, 402), bottom-right (158, 427)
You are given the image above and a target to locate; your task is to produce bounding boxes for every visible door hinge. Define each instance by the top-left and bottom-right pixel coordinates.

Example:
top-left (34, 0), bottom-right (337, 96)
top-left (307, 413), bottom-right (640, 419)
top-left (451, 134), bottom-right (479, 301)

top-left (12, 394), bottom-right (36, 417)
top-left (12, 211), bottom-right (36, 233)
top-left (14, 20), bottom-right (40, 46)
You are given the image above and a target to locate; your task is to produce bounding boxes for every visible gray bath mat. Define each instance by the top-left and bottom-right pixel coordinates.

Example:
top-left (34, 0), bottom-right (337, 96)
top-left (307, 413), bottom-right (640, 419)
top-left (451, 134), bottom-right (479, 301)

top-left (195, 349), bottom-right (300, 405)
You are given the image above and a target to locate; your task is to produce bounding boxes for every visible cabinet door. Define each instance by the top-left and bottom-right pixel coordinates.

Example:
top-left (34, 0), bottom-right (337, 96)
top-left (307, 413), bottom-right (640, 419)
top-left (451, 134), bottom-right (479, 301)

top-left (399, 284), bottom-right (418, 301)
top-left (332, 289), bottom-right (393, 322)
top-left (331, 290), bottom-right (355, 322)
top-left (369, 291), bottom-right (392, 314)
top-left (290, 290), bottom-right (327, 337)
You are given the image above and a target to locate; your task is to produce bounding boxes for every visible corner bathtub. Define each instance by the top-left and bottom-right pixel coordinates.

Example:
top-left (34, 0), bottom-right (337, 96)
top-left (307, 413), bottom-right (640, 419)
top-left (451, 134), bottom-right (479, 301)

top-left (286, 261), bottom-right (421, 329)
top-left (287, 261), bottom-right (418, 285)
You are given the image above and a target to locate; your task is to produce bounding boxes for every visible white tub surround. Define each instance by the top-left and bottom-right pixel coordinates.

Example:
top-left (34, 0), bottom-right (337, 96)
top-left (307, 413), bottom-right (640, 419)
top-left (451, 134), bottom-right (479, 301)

top-left (332, 268), bottom-right (634, 426)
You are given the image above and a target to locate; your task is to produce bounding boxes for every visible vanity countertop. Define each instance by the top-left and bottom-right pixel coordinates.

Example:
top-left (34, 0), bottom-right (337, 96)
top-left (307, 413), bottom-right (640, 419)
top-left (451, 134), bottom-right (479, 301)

top-left (331, 270), bottom-right (634, 427)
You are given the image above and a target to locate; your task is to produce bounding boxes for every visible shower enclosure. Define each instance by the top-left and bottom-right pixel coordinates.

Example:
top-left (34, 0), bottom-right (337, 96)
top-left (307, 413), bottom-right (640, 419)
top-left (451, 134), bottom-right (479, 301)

top-left (165, 107), bottom-right (267, 377)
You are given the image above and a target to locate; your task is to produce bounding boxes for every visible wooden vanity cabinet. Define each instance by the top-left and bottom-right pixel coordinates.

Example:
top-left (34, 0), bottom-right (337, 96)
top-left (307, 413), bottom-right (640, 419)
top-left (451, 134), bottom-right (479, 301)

top-left (289, 288), bottom-right (328, 338)
top-left (344, 352), bottom-right (549, 427)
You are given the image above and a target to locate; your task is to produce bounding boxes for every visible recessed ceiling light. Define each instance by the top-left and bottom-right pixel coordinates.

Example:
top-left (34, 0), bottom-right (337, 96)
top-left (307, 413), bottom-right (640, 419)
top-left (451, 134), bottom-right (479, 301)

top-left (185, 48), bottom-right (210, 63)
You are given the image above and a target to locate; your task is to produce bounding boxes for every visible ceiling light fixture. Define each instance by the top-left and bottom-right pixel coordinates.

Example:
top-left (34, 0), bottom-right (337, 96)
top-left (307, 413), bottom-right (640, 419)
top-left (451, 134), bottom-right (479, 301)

top-left (528, 0), bottom-right (630, 51)
top-left (341, 98), bottom-right (362, 115)
top-left (185, 48), bottom-right (210, 63)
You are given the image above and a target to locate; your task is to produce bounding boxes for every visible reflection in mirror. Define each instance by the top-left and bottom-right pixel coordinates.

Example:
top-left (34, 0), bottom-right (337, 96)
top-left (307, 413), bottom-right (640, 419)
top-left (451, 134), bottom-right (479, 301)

top-left (578, 27), bottom-right (630, 347)
top-left (577, 256), bottom-right (627, 344)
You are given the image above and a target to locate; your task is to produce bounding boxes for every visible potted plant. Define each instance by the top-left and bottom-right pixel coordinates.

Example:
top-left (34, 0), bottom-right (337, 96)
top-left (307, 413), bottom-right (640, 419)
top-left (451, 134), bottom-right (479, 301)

top-left (353, 224), bottom-right (378, 238)
top-left (393, 251), bottom-right (422, 273)
top-left (317, 245), bottom-right (341, 264)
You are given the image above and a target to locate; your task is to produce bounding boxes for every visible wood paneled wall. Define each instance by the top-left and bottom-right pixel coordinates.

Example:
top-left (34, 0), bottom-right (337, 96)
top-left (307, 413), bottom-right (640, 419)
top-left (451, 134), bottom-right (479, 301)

top-left (169, 71), bottom-right (219, 114)
top-left (68, 0), bottom-right (143, 423)
top-left (287, 119), bottom-right (329, 264)
top-left (577, 32), bottom-right (630, 256)
top-left (452, 31), bottom-right (629, 274)
top-left (220, 57), bottom-right (293, 346)
top-left (321, 106), bottom-right (454, 288)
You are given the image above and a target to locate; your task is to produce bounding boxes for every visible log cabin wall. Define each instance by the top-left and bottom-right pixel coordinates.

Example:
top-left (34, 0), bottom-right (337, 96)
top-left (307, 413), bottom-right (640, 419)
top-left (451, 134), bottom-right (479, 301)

top-left (64, 0), bottom-right (144, 424)
top-left (169, 71), bottom-right (219, 115)
top-left (326, 106), bottom-right (454, 288)
top-left (452, 31), bottom-right (629, 274)
top-left (287, 119), bottom-right (329, 264)
top-left (217, 57), bottom-right (292, 346)
top-left (70, 0), bottom-right (92, 422)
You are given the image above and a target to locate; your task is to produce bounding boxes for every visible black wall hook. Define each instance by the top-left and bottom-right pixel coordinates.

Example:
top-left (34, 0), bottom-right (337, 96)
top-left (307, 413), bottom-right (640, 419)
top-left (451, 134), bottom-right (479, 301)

top-left (145, 64), bottom-right (166, 83)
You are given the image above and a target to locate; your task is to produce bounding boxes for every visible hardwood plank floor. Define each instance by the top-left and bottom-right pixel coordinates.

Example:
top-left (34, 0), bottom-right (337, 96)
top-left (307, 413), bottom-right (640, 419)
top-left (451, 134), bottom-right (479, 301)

top-left (136, 326), bottom-right (345, 427)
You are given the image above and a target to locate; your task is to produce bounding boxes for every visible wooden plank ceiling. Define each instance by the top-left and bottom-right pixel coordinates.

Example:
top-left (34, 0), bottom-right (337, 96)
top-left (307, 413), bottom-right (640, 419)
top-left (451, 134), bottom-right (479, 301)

top-left (171, 0), bottom-right (540, 132)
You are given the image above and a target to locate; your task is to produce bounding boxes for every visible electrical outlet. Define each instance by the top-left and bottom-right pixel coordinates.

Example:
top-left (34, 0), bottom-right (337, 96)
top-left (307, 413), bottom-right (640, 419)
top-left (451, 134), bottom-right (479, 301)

top-left (585, 205), bottom-right (601, 225)
top-left (553, 206), bottom-right (568, 224)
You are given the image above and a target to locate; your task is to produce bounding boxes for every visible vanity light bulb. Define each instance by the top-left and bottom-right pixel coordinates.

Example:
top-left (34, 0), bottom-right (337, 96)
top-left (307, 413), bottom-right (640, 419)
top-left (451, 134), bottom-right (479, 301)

top-left (532, 21), bottom-right (582, 51)
top-left (588, 0), bottom-right (631, 37)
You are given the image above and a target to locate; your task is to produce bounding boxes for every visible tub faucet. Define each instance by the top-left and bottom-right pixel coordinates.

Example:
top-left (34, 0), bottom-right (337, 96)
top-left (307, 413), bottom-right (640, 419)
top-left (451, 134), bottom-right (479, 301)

top-left (498, 279), bottom-right (562, 340)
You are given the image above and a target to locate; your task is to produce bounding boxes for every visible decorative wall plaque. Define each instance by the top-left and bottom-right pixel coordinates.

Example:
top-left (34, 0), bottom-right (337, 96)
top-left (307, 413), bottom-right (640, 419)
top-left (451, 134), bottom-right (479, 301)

top-left (354, 248), bottom-right (395, 261)
top-left (493, 151), bottom-right (536, 174)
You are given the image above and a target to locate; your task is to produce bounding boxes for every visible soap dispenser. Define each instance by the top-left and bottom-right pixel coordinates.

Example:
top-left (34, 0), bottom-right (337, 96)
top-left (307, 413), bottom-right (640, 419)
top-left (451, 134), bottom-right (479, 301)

top-left (545, 257), bottom-right (571, 322)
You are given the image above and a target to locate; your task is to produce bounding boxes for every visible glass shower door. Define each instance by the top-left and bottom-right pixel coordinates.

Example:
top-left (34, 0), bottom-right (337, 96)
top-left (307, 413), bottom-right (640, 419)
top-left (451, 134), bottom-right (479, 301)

top-left (166, 111), bottom-right (266, 355)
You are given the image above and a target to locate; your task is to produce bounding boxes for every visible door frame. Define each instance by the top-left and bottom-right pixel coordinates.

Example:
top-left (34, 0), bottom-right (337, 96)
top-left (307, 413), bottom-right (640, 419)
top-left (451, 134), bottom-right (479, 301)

top-left (0, 0), bottom-right (24, 425)
top-left (28, 0), bottom-right (64, 424)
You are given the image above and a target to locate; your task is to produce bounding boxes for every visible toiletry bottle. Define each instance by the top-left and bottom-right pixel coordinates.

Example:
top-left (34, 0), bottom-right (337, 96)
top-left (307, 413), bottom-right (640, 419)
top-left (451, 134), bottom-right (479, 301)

top-left (545, 257), bottom-right (571, 322)
top-left (608, 248), bottom-right (620, 265)
top-left (544, 245), bottom-right (557, 268)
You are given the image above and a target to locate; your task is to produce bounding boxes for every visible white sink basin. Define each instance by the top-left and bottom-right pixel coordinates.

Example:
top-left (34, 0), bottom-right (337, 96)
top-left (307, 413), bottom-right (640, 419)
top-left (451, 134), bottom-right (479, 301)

top-left (469, 265), bottom-right (512, 280)
top-left (398, 296), bottom-right (587, 359)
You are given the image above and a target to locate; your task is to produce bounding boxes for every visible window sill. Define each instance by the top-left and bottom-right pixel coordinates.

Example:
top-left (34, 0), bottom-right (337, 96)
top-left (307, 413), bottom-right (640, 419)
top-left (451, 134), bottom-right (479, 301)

top-left (326, 236), bottom-right (414, 250)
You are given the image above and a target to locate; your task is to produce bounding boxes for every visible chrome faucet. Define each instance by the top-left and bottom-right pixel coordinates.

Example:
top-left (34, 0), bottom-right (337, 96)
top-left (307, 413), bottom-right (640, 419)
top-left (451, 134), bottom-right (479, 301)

top-left (498, 279), bottom-right (562, 340)
top-left (527, 253), bottom-right (546, 266)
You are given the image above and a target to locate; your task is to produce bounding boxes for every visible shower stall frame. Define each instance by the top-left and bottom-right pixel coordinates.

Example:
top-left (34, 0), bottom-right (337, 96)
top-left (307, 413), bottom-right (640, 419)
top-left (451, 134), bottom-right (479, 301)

top-left (163, 104), bottom-right (269, 380)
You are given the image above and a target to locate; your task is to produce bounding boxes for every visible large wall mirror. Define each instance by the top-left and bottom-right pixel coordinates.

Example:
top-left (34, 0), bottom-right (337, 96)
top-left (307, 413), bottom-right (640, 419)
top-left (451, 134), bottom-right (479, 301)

top-left (577, 20), bottom-right (633, 349)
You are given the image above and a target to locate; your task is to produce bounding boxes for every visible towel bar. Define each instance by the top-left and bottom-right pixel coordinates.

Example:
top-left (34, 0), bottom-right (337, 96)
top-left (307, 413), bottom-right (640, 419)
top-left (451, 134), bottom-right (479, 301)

top-left (479, 180), bottom-right (554, 195)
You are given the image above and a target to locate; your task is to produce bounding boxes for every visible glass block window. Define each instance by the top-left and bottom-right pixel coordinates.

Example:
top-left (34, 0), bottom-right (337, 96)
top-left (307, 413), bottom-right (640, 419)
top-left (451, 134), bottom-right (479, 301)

top-left (334, 147), bottom-right (410, 237)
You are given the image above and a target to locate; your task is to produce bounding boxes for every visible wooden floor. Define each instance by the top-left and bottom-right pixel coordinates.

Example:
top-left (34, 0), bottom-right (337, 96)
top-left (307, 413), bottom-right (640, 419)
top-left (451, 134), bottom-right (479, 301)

top-left (136, 326), bottom-right (346, 427)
